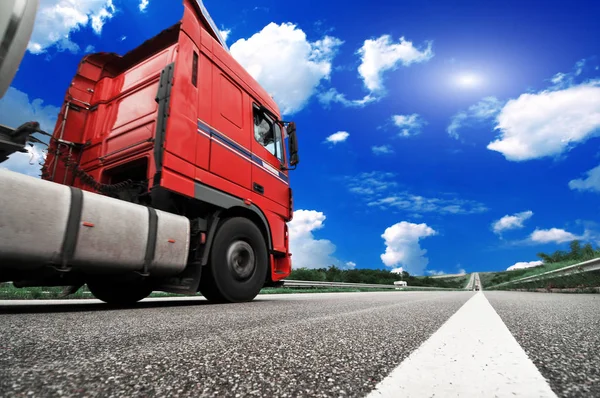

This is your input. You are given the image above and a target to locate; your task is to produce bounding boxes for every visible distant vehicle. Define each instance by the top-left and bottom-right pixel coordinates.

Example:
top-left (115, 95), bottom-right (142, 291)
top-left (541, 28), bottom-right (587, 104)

top-left (0, 0), bottom-right (300, 305)
top-left (475, 285), bottom-right (480, 291)
top-left (394, 281), bottom-right (408, 289)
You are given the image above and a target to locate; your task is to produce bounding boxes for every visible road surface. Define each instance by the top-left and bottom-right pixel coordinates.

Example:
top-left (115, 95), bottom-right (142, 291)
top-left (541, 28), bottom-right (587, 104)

top-left (0, 291), bottom-right (598, 397)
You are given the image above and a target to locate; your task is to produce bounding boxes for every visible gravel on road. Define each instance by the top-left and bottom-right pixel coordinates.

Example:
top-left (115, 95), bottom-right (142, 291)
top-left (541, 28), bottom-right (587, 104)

top-left (0, 291), bottom-right (472, 398)
top-left (486, 291), bottom-right (600, 398)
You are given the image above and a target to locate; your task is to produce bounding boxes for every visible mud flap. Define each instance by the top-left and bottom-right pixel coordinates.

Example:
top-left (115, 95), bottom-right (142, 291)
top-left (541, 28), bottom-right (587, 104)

top-left (154, 261), bottom-right (202, 295)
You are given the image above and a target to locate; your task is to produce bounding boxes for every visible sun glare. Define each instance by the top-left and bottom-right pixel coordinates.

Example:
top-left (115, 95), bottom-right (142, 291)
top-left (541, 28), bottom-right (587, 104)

top-left (455, 73), bottom-right (482, 88)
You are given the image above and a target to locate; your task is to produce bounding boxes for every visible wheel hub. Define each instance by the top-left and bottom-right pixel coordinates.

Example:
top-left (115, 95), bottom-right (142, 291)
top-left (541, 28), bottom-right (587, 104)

top-left (226, 240), bottom-right (255, 280)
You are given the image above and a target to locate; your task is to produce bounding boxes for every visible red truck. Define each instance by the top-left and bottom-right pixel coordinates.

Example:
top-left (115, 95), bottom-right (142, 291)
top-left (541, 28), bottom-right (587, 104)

top-left (0, 0), bottom-right (300, 304)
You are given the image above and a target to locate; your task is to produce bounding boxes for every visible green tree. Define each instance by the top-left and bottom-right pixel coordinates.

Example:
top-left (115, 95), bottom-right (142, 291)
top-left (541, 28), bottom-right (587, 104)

top-left (582, 243), bottom-right (595, 259)
top-left (569, 240), bottom-right (582, 260)
top-left (536, 252), bottom-right (552, 263)
top-left (550, 250), bottom-right (568, 263)
top-left (325, 265), bottom-right (343, 282)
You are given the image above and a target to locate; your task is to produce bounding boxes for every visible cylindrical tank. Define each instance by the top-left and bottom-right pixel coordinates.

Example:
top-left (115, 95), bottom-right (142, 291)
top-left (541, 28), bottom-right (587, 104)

top-left (0, 168), bottom-right (190, 276)
top-left (0, 0), bottom-right (39, 99)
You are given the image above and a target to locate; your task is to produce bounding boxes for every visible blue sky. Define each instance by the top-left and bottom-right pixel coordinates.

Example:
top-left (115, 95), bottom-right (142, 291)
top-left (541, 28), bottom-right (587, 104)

top-left (1, 0), bottom-right (600, 276)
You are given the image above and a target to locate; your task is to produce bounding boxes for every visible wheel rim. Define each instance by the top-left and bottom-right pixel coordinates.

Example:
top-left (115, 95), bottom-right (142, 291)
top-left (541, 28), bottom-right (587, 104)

top-left (226, 240), bottom-right (256, 281)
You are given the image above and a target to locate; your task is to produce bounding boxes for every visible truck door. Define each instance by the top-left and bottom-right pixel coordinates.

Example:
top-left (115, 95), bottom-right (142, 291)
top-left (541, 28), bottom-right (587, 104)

top-left (205, 72), bottom-right (252, 191)
top-left (250, 105), bottom-right (289, 211)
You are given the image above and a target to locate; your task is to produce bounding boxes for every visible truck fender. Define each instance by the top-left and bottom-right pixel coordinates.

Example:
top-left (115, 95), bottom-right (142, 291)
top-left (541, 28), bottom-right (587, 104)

top-left (194, 181), bottom-right (273, 265)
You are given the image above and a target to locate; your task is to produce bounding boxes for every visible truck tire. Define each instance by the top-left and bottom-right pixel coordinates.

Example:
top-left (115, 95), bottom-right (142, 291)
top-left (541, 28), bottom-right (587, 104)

top-left (199, 217), bottom-right (268, 303)
top-left (87, 280), bottom-right (152, 306)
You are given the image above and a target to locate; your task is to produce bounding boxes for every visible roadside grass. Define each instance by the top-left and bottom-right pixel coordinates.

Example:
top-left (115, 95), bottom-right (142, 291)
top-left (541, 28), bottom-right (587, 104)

top-left (442, 275), bottom-right (470, 288)
top-left (479, 256), bottom-right (600, 288)
top-left (0, 283), bottom-right (93, 300)
top-left (493, 270), bottom-right (600, 293)
top-left (409, 274), bottom-right (469, 289)
top-left (478, 272), bottom-right (501, 287)
top-left (0, 283), bottom-right (462, 300)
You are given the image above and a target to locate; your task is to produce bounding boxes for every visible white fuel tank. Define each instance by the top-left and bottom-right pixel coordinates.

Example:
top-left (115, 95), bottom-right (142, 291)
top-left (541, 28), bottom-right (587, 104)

top-left (0, 168), bottom-right (190, 276)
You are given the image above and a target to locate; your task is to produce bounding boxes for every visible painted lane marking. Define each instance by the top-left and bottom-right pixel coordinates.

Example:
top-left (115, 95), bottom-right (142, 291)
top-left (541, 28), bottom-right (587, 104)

top-left (366, 292), bottom-right (557, 398)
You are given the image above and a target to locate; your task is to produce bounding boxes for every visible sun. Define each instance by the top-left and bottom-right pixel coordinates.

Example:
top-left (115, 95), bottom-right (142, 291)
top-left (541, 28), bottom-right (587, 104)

top-left (455, 73), bottom-right (483, 88)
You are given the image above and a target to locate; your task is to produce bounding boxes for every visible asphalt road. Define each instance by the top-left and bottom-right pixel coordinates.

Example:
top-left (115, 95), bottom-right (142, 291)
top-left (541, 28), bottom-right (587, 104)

top-left (486, 291), bottom-right (600, 398)
top-left (0, 291), bottom-right (598, 397)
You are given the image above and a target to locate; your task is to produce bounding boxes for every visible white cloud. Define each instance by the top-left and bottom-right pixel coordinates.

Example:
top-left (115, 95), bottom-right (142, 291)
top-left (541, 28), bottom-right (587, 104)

top-left (548, 59), bottom-right (592, 90)
top-left (347, 172), bottom-right (488, 215)
top-left (551, 72), bottom-right (568, 85)
top-left (318, 88), bottom-right (377, 108)
top-left (392, 114), bottom-right (426, 137)
top-left (357, 35), bottom-right (433, 93)
top-left (391, 267), bottom-right (404, 275)
top-left (380, 221), bottom-right (437, 275)
top-left (325, 131), bottom-right (349, 144)
top-left (1, 145), bottom-right (46, 178)
top-left (230, 23), bottom-right (342, 115)
top-left (447, 96), bottom-right (503, 139)
top-left (55, 38), bottom-right (79, 53)
top-left (139, 0), bottom-right (149, 12)
top-left (569, 164), bottom-right (600, 193)
top-left (219, 29), bottom-right (231, 43)
top-left (529, 228), bottom-right (580, 244)
top-left (0, 87), bottom-right (59, 177)
top-left (0, 87), bottom-right (60, 132)
top-left (507, 260), bottom-right (543, 271)
top-left (347, 172), bottom-right (398, 196)
top-left (319, 35), bottom-right (432, 108)
top-left (345, 261), bottom-right (357, 269)
top-left (426, 270), bottom-right (445, 276)
top-left (28, 0), bottom-right (116, 54)
top-left (287, 209), bottom-right (340, 269)
top-left (457, 268), bottom-right (466, 275)
top-left (487, 81), bottom-right (600, 161)
top-left (368, 194), bottom-right (488, 215)
top-left (84, 45), bottom-right (95, 53)
top-left (492, 210), bottom-right (534, 234)
top-left (372, 145), bottom-right (394, 155)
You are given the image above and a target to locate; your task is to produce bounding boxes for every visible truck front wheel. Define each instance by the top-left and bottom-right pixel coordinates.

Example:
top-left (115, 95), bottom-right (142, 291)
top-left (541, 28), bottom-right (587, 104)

top-left (87, 279), bottom-right (152, 306)
top-left (199, 217), bottom-right (268, 303)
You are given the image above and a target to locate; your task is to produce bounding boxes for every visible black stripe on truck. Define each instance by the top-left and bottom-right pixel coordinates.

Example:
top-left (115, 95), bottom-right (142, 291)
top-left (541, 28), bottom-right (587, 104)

top-left (59, 187), bottom-right (84, 270)
top-left (142, 207), bottom-right (158, 274)
top-left (153, 62), bottom-right (175, 187)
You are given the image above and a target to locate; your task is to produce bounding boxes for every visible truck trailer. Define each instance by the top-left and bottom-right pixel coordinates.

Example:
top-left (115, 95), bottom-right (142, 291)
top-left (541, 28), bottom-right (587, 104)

top-left (0, 0), bottom-right (300, 305)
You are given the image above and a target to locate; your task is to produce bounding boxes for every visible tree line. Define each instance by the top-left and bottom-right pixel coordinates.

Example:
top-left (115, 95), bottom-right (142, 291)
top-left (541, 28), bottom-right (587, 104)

top-left (536, 240), bottom-right (600, 264)
top-left (288, 266), bottom-right (466, 288)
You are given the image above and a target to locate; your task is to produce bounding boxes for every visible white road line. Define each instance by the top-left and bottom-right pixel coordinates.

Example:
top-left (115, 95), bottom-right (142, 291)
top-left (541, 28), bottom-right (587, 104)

top-left (366, 292), bottom-right (557, 398)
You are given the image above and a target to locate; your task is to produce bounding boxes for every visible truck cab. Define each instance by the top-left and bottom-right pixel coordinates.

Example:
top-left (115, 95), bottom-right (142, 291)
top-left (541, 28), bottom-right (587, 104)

top-left (0, 0), bottom-right (300, 305)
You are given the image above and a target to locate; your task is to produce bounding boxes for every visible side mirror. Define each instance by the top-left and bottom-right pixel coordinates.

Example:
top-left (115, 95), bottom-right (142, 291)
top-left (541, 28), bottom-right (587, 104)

top-left (287, 122), bottom-right (299, 167)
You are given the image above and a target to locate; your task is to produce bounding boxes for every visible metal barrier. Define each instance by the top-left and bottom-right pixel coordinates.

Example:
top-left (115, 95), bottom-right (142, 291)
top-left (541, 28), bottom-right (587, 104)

top-left (487, 257), bottom-right (600, 289)
top-left (280, 280), bottom-right (455, 291)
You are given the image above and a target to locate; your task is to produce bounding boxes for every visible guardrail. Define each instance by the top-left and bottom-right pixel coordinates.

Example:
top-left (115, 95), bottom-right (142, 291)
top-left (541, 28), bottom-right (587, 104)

top-left (280, 280), bottom-right (455, 291)
top-left (464, 273), bottom-right (475, 290)
top-left (487, 257), bottom-right (600, 289)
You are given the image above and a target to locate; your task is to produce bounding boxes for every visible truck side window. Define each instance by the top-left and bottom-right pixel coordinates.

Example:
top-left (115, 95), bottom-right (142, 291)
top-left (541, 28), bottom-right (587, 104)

top-left (253, 108), bottom-right (283, 163)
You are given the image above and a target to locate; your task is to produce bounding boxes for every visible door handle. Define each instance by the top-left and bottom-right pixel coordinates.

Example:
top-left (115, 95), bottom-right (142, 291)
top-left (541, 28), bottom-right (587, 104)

top-left (253, 182), bottom-right (264, 194)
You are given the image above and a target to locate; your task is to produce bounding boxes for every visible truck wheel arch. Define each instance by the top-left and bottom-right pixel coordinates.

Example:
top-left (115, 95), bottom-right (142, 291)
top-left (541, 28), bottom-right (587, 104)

top-left (220, 205), bottom-right (272, 250)
top-left (194, 181), bottom-right (272, 265)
